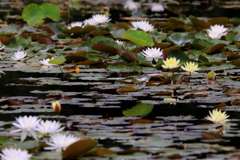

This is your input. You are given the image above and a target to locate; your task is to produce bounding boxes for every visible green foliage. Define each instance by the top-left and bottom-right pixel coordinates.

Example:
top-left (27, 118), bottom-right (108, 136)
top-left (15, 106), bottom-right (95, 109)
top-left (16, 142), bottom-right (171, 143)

top-left (168, 33), bottom-right (190, 46)
top-left (123, 30), bottom-right (154, 47)
top-left (49, 56), bottom-right (66, 65)
top-left (110, 29), bottom-right (125, 38)
top-left (14, 141), bottom-right (39, 150)
top-left (167, 50), bottom-right (190, 62)
top-left (22, 3), bottom-right (60, 26)
top-left (206, 71), bottom-right (216, 80)
top-left (226, 33), bottom-right (236, 42)
top-left (97, 40), bottom-right (122, 50)
top-left (107, 65), bottom-right (127, 70)
top-left (123, 103), bottom-right (154, 117)
top-left (40, 3), bottom-right (60, 21)
top-left (62, 139), bottom-right (98, 158)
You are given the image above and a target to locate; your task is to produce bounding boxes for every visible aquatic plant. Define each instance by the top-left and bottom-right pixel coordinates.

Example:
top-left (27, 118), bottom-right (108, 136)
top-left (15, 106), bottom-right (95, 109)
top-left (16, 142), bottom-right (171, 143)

top-left (205, 109), bottom-right (230, 124)
top-left (11, 116), bottom-right (40, 141)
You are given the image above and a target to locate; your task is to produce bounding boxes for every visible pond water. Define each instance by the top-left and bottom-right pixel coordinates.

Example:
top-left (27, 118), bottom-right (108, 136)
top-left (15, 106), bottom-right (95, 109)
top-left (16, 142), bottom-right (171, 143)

top-left (1, 68), bottom-right (240, 159)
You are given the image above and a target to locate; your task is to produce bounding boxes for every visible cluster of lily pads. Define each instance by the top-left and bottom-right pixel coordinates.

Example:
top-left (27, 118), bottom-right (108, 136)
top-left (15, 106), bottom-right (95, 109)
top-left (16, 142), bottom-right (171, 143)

top-left (0, 1), bottom-right (240, 159)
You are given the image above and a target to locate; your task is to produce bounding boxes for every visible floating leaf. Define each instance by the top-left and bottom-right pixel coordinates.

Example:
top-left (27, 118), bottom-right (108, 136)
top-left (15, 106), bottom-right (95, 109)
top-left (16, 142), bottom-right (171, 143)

top-left (117, 86), bottom-right (142, 92)
top-left (0, 137), bottom-right (18, 144)
top-left (202, 130), bottom-right (222, 139)
top-left (162, 46), bottom-right (180, 60)
top-left (168, 33), bottom-right (190, 46)
top-left (62, 138), bottom-right (98, 158)
top-left (91, 31), bottom-right (110, 36)
top-left (49, 56), bottom-right (66, 65)
top-left (206, 71), bottom-right (216, 80)
top-left (208, 17), bottom-right (229, 25)
top-left (130, 119), bottom-right (154, 124)
top-left (226, 33), bottom-right (236, 43)
top-left (65, 51), bottom-right (87, 63)
top-left (167, 50), bottom-right (189, 62)
top-left (231, 99), bottom-right (240, 105)
top-left (110, 28), bottom-right (125, 38)
top-left (14, 140), bottom-right (39, 151)
top-left (22, 4), bottom-right (45, 26)
top-left (86, 148), bottom-right (116, 156)
top-left (107, 65), bottom-right (127, 70)
top-left (123, 103), bottom-right (154, 117)
top-left (92, 40), bottom-right (121, 54)
top-left (68, 26), bottom-right (82, 34)
top-left (40, 3), bottom-right (60, 21)
top-left (168, 17), bottom-right (185, 24)
top-left (190, 17), bottom-right (210, 30)
top-left (123, 30), bottom-right (154, 47)
top-left (205, 44), bottom-right (227, 54)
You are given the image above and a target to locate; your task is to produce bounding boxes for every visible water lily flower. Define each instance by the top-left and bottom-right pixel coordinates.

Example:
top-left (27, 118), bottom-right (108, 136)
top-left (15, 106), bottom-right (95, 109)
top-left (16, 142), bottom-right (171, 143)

top-left (91, 14), bottom-right (111, 25)
top-left (116, 40), bottom-right (125, 46)
top-left (131, 21), bottom-right (154, 32)
top-left (151, 3), bottom-right (164, 12)
top-left (141, 47), bottom-right (162, 62)
top-left (181, 62), bottom-right (199, 73)
top-left (84, 18), bottom-right (98, 26)
top-left (205, 109), bottom-right (229, 124)
top-left (11, 115), bottom-right (40, 141)
top-left (36, 120), bottom-right (64, 136)
top-left (123, 0), bottom-right (140, 10)
top-left (0, 148), bottom-right (32, 160)
top-left (162, 57), bottom-right (180, 69)
top-left (0, 43), bottom-right (5, 50)
top-left (0, 70), bottom-right (5, 76)
top-left (39, 57), bottom-right (55, 66)
top-left (207, 24), bottom-right (227, 39)
top-left (67, 22), bottom-right (83, 30)
top-left (52, 101), bottom-right (61, 114)
top-left (45, 134), bottom-right (80, 152)
top-left (11, 50), bottom-right (27, 61)
top-left (163, 98), bottom-right (177, 105)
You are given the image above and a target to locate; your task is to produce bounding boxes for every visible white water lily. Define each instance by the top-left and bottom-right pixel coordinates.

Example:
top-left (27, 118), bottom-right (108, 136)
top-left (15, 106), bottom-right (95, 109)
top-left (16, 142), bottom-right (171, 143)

top-left (45, 134), bottom-right (80, 152)
top-left (84, 18), bottom-right (98, 26)
top-left (123, 0), bottom-right (140, 10)
top-left (131, 21), bottom-right (154, 32)
top-left (36, 120), bottom-right (64, 135)
top-left (141, 47), bottom-right (162, 62)
top-left (116, 40), bottom-right (125, 46)
top-left (207, 24), bottom-right (227, 39)
top-left (0, 148), bottom-right (32, 160)
top-left (151, 3), bottom-right (164, 12)
top-left (11, 116), bottom-right (40, 141)
top-left (91, 14), bottom-right (111, 25)
top-left (67, 22), bottom-right (83, 30)
top-left (39, 57), bottom-right (55, 66)
top-left (11, 50), bottom-right (27, 61)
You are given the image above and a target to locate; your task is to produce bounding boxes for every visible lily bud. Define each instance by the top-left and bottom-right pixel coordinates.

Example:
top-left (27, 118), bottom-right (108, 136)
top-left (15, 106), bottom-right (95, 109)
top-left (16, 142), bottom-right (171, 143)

top-left (51, 101), bottom-right (61, 114)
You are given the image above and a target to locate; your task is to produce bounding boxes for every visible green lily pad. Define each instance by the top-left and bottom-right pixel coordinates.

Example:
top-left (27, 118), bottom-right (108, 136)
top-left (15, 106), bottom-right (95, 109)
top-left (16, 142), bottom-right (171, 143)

top-left (22, 4), bottom-right (45, 26)
top-left (40, 3), bottom-right (60, 21)
top-left (123, 103), bottom-right (154, 117)
top-left (123, 30), bottom-right (154, 47)
top-left (49, 56), bottom-right (66, 65)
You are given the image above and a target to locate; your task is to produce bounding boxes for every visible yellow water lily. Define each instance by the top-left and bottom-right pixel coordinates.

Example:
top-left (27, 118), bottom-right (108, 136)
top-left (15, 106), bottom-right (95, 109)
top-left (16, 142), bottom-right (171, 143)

top-left (205, 109), bottom-right (229, 124)
top-left (51, 101), bottom-right (61, 114)
top-left (162, 57), bottom-right (180, 69)
top-left (181, 62), bottom-right (199, 73)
